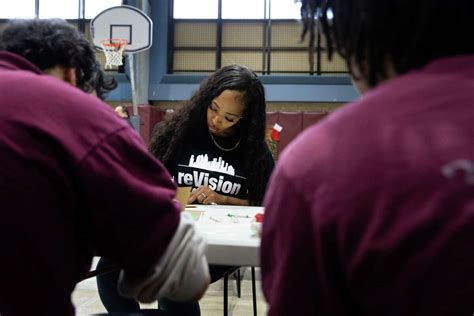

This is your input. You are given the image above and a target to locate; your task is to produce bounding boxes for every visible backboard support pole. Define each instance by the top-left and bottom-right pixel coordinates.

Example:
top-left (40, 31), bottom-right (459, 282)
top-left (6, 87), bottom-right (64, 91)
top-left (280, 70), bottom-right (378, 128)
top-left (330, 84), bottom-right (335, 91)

top-left (129, 0), bottom-right (152, 133)
top-left (128, 54), bottom-right (140, 132)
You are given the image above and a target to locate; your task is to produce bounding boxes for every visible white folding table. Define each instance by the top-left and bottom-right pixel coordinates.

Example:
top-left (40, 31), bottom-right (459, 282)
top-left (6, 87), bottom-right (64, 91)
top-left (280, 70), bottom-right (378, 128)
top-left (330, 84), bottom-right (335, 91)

top-left (185, 205), bottom-right (263, 267)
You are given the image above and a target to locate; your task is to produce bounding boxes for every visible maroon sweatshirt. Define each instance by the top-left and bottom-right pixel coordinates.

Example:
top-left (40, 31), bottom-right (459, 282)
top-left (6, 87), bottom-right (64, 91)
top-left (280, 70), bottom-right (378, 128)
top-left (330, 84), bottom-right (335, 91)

top-left (0, 52), bottom-right (180, 315)
top-left (261, 55), bottom-right (474, 316)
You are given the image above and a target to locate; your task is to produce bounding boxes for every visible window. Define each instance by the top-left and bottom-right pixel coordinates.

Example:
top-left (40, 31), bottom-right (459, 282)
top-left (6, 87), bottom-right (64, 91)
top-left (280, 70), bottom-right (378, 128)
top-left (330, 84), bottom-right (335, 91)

top-left (85, 0), bottom-right (123, 19)
top-left (222, 0), bottom-right (265, 19)
top-left (270, 0), bottom-right (301, 19)
top-left (0, 0), bottom-right (35, 19)
top-left (173, 0), bottom-right (218, 19)
top-left (0, 0), bottom-right (123, 20)
top-left (174, 0), bottom-right (301, 20)
top-left (171, 0), bottom-right (347, 75)
top-left (39, 0), bottom-right (79, 19)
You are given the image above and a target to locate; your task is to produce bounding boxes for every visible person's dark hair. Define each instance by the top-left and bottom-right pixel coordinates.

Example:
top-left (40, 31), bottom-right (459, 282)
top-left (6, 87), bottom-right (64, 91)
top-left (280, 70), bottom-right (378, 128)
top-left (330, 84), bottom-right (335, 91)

top-left (121, 106), bottom-right (130, 117)
top-left (90, 62), bottom-right (118, 100)
top-left (0, 19), bottom-right (98, 93)
top-left (300, 0), bottom-right (328, 73)
top-left (116, 105), bottom-right (130, 118)
top-left (150, 64), bottom-right (270, 205)
top-left (303, 0), bottom-right (474, 87)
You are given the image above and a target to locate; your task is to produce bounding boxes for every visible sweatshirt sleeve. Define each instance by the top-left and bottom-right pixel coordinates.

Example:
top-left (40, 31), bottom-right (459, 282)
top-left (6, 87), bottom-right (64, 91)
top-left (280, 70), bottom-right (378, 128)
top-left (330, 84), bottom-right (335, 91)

top-left (77, 128), bottom-right (207, 290)
top-left (118, 212), bottom-right (210, 303)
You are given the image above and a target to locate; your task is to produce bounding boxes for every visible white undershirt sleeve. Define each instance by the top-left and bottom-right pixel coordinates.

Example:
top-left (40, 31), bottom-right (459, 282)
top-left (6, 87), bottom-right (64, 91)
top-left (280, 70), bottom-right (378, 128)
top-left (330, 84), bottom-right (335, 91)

top-left (117, 212), bottom-right (210, 303)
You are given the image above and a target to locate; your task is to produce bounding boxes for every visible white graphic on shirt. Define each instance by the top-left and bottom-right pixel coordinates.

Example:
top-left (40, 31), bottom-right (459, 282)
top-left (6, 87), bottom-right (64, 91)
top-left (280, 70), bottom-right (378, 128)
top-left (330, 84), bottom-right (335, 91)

top-left (187, 154), bottom-right (236, 176)
top-left (177, 154), bottom-right (246, 196)
top-left (441, 159), bottom-right (474, 185)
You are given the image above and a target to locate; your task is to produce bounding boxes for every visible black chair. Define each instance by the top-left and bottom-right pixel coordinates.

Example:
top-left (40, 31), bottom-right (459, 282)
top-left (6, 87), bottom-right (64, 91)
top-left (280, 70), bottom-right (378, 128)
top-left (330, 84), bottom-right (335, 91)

top-left (222, 267), bottom-right (258, 316)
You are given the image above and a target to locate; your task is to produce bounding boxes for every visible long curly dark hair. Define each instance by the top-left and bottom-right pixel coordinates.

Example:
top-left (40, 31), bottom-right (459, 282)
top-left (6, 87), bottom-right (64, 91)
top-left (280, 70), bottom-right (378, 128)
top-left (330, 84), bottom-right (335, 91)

top-left (150, 64), bottom-right (271, 205)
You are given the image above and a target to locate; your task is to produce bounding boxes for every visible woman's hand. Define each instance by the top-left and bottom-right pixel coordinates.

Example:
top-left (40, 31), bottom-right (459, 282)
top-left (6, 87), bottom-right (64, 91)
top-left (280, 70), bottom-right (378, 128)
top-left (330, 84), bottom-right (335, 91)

top-left (188, 186), bottom-right (226, 205)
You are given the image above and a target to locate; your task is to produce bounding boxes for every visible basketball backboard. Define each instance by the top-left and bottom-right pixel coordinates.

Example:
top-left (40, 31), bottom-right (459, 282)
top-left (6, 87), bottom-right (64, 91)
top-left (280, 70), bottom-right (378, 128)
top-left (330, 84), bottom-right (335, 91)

top-left (91, 5), bottom-right (153, 53)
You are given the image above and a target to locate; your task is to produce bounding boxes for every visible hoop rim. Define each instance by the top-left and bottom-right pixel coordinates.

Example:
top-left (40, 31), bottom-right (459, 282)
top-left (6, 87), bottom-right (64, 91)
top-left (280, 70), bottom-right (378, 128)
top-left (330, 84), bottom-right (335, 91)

top-left (100, 38), bottom-right (128, 49)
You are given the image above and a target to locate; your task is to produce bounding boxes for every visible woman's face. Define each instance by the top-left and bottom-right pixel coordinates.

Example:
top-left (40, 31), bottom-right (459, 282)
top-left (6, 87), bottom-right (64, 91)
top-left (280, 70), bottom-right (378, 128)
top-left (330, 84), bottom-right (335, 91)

top-left (207, 89), bottom-right (244, 137)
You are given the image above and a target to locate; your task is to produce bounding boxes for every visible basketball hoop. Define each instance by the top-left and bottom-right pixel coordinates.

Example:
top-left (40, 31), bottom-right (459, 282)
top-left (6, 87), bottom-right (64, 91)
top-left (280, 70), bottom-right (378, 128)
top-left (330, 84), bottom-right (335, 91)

top-left (100, 38), bottom-right (128, 69)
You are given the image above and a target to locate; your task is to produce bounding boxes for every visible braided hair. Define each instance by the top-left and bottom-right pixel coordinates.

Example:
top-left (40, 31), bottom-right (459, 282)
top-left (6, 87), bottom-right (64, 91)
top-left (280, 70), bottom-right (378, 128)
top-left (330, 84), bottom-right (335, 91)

top-left (303, 0), bottom-right (474, 86)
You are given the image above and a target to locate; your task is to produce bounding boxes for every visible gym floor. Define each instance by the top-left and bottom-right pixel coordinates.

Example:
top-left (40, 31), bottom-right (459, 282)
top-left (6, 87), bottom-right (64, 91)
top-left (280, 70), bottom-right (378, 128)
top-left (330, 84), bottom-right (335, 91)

top-left (73, 267), bottom-right (268, 316)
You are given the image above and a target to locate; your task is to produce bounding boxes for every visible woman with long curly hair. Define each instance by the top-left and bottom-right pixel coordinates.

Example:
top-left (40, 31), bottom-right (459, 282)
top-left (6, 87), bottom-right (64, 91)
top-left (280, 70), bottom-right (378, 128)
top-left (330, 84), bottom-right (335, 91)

top-left (151, 64), bottom-right (274, 206)
top-left (97, 64), bottom-right (274, 315)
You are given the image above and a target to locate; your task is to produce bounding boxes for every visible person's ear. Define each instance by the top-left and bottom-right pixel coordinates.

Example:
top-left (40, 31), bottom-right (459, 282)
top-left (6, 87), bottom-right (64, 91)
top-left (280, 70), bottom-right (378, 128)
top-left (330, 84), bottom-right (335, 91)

top-left (62, 67), bottom-right (77, 87)
top-left (44, 66), bottom-right (77, 87)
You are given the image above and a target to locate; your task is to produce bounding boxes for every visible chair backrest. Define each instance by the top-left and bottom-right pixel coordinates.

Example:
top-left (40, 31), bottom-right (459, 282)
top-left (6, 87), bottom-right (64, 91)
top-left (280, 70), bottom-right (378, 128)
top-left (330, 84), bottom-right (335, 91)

top-left (125, 105), bottom-right (166, 146)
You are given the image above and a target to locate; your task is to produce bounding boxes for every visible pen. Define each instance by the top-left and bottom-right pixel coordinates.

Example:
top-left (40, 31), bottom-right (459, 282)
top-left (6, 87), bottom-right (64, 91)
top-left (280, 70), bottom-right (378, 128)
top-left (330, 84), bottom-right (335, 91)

top-left (209, 216), bottom-right (221, 223)
top-left (227, 213), bottom-right (250, 219)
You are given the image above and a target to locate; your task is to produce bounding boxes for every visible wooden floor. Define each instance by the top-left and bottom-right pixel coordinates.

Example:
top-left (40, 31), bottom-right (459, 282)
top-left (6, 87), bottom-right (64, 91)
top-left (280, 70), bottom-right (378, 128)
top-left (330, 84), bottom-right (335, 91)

top-left (72, 267), bottom-right (268, 316)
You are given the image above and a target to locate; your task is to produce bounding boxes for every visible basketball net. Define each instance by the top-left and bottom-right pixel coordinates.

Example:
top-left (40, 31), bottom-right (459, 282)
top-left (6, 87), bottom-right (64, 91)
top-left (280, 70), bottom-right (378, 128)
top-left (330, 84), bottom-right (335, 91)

top-left (100, 39), bottom-right (128, 69)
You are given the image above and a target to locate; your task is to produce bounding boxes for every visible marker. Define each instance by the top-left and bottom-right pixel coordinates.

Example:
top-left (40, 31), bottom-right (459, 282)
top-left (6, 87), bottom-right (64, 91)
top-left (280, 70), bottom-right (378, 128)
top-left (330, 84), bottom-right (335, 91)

top-left (227, 213), bottom-right (250, 219)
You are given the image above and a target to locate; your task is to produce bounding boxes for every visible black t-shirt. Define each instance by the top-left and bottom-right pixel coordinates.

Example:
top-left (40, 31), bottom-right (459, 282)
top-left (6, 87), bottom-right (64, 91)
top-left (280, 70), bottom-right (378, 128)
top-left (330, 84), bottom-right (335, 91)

top-left (166, 131), bottom-right (273, 201)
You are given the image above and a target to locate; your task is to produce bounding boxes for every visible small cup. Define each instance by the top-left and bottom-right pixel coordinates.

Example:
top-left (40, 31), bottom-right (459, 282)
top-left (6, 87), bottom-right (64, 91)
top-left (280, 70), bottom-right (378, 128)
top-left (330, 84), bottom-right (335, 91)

top-left (175, 186), bottom-right (192, 211)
